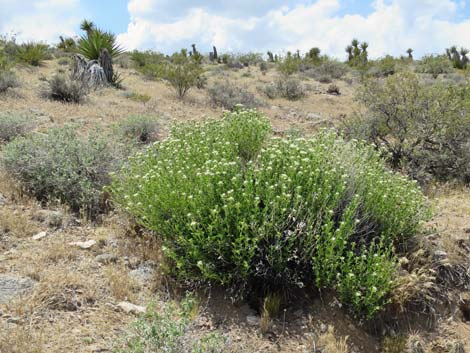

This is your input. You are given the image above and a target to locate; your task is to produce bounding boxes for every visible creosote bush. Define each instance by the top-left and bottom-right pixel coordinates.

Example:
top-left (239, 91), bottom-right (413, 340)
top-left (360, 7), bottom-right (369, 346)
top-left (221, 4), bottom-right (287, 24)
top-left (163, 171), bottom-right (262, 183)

top-left (111, 109), bottom-right (429, 317)
top-left (2, 126), bottom-right (120, 218)
top-left (208, 80), bottom-right (261, 110)
top-left (344, 72), bottom-right (470, 184)
top-left (262, 76), bottom-right (306, 100)
top-left (416, 55), bottom-right (453, 78)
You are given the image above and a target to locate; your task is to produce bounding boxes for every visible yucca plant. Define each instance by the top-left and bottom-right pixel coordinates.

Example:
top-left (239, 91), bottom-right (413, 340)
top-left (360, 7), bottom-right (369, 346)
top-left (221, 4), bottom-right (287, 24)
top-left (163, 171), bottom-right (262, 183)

top-left (78, 29), bottom-right (124, 60)
top-left (16, 42), bottom-right (49, 66)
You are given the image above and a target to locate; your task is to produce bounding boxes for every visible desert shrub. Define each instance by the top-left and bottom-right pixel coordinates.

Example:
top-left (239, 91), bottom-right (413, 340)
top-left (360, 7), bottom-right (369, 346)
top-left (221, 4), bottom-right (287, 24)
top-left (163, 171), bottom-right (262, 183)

top-left (111, 109), bottom-right (429, 317)
top-left (130, 50), bottom-right (166, 79)
top-left (41, 74), bottom-right (88, 103)
top-left (118, 298), bottom-right (226, 353)
top-left (327, 84), bottom-right (340, 95)
top-left (208, 81), bottom-right (261, 110)
top-left (78, 29), bottom-right (124, 60)
top-left (368, 56), bottom-right (398, 78)
top-left (277, 54), bottom-right (301, 76)
top-left (0, 69), bottom-right (19, 93)
top-left (114, 115), bottom-right (159, 144)
top-left (123, 91), bottom-right (151, 103)
top-left (344, 72), bottom-right (470, 184)
top-left (57, 57), bottom-right (70, 66)
top-left (259, 61), bottom-right (268, 74)
top-left (2, 126), bottom-right (119, 218)
top-left (416, 54), bottom-right (453, 78)
top-left (232, 52), bottom-right (263, 67)
top-left (0, 112), bottom-right (35, 143)
top-left (262, 77), bottom-right (306, 100)
top-left (306, 60), bottom-right (349, 81)
top-left (16, 42), bottom-right (49, 66)
top-left (162, 51), bottom-right (203, 98)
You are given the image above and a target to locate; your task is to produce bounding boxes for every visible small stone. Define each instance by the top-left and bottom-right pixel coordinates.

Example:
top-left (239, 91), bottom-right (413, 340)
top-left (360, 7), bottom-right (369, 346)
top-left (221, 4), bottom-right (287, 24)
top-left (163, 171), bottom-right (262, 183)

top-left (434, 250), bottom-right (448, 259)
top-left (246, 315), bottom-right (260, 326)
top-left (69, 240), bottom-right (96, 249)
top-left (306, 112), bottom-right (321, 120)
top-left (32, 231), bottom-right (47, 241)
top-left (0, 275), bottom-right (35, 304)
top-left (117, 301), bottom-right (146, 314)
top-left (95, 254), bottom-right (118, 264)
top-left (0, 193), bottom-right (6, 206)
top-left (319, 322), bottom-right (327, 333)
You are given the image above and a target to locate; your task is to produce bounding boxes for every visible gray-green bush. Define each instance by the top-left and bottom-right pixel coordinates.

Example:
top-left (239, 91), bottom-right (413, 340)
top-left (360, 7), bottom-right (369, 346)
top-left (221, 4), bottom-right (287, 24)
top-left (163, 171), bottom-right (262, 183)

top-left (344, 72), bottom-right (470, 184)
top-left (0, 112), bottom-right (35, 143)
top-left (262, 77), bottom-right (306, 100)
top-left (208, 81), bottom-right (261, 110)
top-left (41, 74), bottom-right (88, 103)
top-left (2, 126), bottom-right (120, 218)
top-left (111, 109), bottom-right (429, 317)
top-left (416, 55), bottom-right (453, 78)
top-left (114, 115), bottom-right (160, 144)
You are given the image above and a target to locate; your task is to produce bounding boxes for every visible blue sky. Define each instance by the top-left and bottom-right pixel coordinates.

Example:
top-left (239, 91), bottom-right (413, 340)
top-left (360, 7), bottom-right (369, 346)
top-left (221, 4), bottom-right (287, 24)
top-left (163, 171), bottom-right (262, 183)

top-left (1, 0), bottom-right (470, 59)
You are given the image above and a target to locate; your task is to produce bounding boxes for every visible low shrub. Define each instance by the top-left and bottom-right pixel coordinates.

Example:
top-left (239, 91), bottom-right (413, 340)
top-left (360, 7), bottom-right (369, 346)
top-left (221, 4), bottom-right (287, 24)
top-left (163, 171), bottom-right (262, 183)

top-left (344, 72), bottom-right (470, 184)
top-left (123, 91), bottom-right (151, 103)
top-left (0, 70), bottom-right (19, 93)
top-left (208, 81), bottom-right (261, 110)
top-left (163, 52), bottom-right (203, 99)
top-left (41, 74), bottom-right (88, 103)
top-left (117, 297), bottom-right (226, 353)
top-left (367, 55), bottom-right (399, 78)
top-left (111, 109), bottom-right (429, 317)
top-left (0, 112), bottom-right (35, 143)
top-left (114, 115), bottom-right (159, 144)
top-left (327, 84), bottom-right (340, 95)
top-left (306, 60), bottom-right (349, 81)
top-left (416, 55), bottom-right (453, 78)
top-left (16, 42), bottom-right (49, 66)
top-left (2, 126), bottom-right (120, 218)
top-left (262, 77), bottom-right (306, 100)
top-left (277, 54), bottom-right (301, 76)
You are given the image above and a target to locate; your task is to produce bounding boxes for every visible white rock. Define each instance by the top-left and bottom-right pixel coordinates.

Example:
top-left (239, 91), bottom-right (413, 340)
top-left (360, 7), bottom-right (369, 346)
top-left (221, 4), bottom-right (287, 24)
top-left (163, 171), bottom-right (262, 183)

top-left (69, 239), bottom-right (96, 249)
top-left (117, 301), bottom-right (146, 314)
top-left (246, 315), bottom-right (260, 326)
top-left (32, 231), bottom-right (47, 240)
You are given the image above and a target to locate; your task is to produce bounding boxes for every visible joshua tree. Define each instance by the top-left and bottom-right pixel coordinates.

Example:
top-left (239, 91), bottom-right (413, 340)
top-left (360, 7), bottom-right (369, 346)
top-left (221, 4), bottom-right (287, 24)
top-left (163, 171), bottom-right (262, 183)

top-left (360, 42), bottom-right (369, 63)
top-left (212, 46), bottom-right (218, 61)
top-left (351, 39), bottom-right (361, 58)
top-left (308, 47), bottom-right (321, 61)
top-left (191, 44), bottom-right (198, 56)
top-left (345, 45), bottom-right (353, 62)
top-left (267, 51), bottom-right (274, 62)
top-left (460, 48), bottom-right (469, 69)
top-left (406, 48), bottom-right (413, 59)
top-left (80, 19), bottom-right (95, 37)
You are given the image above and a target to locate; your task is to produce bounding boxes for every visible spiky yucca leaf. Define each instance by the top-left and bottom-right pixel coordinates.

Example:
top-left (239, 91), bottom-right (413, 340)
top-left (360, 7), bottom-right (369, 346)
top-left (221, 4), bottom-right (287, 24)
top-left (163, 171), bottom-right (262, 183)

top-left (78, 29), bottom-right (124, 60)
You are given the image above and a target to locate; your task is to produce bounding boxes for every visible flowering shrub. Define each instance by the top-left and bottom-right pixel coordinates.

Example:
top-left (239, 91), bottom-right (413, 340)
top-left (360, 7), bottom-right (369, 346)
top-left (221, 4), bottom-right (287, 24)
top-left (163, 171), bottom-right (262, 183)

top-left (111, 109), bottom-right (429, 317)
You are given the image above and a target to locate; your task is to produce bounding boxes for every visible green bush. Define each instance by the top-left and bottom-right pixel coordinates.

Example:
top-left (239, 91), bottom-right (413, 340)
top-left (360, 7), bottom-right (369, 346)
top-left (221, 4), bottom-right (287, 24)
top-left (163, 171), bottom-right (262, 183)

top-left (2, 126), bottom-right (120, 218)
top-left (0, 70), bottom-right (19, 93)
top-left (163, 52), bottom-right (203, 98)
top-left (416, 54), bottom-right (453, 78)
top-left (16, 42), bottom-right (49, 66)
top-left (111, 110), bottom-right (429, 316)
top-left (0, 112), bottom-right (35, 143)
top-left (118, 297), bottom-right (226, 353)
top-left (78, 29), bottom-right (124, 60)
top-left (368, 56), bottom-right (399, 78)
top-left (208, 81), bottom-right (262, 110)
top-left (344, 72), bottom-right (470, 184)
top-left (277, 54), bottom-right (301, 76)
top-left (114, 115), bottom-right (159, 144)
top-left (41, 74), bottom-right (88, 104)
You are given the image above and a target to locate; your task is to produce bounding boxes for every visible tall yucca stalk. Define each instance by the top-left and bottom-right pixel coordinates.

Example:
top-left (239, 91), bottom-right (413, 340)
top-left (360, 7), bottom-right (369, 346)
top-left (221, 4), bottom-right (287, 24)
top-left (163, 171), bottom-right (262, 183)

top-left (78, 29), bottom-right (124, 60)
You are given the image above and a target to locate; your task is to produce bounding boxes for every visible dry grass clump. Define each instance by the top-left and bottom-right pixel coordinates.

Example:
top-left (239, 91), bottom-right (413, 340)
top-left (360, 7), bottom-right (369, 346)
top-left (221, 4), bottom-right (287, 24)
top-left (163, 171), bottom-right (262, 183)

top-left (0, 324), bottom-right (44, 353)
top-left (0, 208), bottom-right (38, 238)
top-left (316, 326), bottom-right (349, 353)
top-left (39, 238), bottom-right (79, 264)
top-left (104, 265), bottom-right (139, 301)
top-left (16, 268), bottom-right (97, 316)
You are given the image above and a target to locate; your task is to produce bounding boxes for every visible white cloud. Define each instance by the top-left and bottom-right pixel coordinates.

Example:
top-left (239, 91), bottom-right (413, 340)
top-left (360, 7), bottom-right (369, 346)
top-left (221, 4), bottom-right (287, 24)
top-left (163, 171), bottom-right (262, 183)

top-left (118, 0), bottom-right (470, 59)
top-left (0, 0), bottom-right (82, 43)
